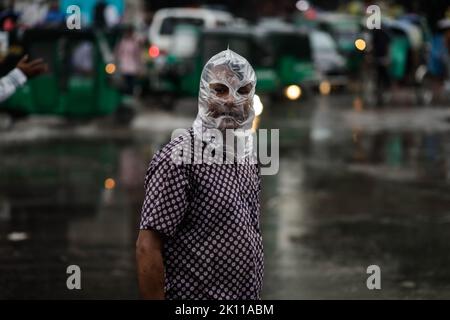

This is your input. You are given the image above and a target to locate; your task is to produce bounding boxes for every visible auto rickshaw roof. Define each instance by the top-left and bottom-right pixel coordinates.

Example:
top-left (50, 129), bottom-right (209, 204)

top-left (22, 27), bottom-right (122, 42)
top-left (315, 13), bottom-right (360, 24)
top-left (202, 26), bottom-right (253, 37)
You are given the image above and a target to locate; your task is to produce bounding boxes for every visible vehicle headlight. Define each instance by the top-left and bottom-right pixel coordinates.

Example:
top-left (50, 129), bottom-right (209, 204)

top-left (319, 81), bottom-right (331, 95)
top-left (285, 85), bottom-right (302, 100)
top-left (354, 38), bottom-right (366, 51)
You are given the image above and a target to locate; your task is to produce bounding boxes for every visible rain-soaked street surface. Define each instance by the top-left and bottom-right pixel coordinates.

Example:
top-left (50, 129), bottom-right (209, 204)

top-left (2, 94), bottom-right (450, 299)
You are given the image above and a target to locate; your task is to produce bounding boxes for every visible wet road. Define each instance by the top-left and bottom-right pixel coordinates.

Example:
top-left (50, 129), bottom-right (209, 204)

top-left (1, 94), bottom-right (450, 299)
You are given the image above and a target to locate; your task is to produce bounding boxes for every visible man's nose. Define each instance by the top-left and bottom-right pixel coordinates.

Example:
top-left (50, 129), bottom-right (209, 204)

top-left (224, 95), bottom-right (236, 108)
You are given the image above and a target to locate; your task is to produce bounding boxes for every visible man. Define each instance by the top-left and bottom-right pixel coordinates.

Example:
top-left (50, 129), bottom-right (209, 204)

top-left (115, 26), bottom-right (142, 95)
top-left (0, 55), bottom-right (47, 103)
top-left (371, 27), bottom-right (391, 106)
top-left (136, 49), bottom-right (263, 300)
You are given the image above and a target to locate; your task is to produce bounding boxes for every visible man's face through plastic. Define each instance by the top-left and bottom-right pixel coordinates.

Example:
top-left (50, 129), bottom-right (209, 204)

top-left (195, 49), bottom-right (257, 133)
top-left (207, 64), bottom-right (253, 130)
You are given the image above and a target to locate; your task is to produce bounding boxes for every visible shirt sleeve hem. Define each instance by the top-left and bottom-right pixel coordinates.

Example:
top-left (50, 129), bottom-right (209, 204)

top-left (8, 68), bottom-right (27, 87)
top-left (139, 223), bottom-right (175, 239)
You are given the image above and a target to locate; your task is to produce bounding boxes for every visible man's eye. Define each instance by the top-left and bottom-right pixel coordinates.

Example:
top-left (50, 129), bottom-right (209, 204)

top-left (237, 85), bottom-right (252, 95)
top-left (211, 84), bottom-right (228, 95)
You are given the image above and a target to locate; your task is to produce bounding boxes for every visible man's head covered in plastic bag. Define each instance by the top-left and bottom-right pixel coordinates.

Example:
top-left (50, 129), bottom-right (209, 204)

top-left (192, 49), bottom-right (257, 140)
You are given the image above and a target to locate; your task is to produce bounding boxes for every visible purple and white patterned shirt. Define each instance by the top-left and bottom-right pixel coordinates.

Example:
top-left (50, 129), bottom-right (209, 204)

top-left (139, 128), bottom-right (263, 300)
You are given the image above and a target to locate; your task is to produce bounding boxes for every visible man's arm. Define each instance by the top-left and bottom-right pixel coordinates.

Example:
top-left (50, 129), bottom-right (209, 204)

top-left (0, 68), bottom-right (26, 103)
top-left (0, 55), bottom-right (47, 103)
top-left (136, 229), bottom-right (165, 299)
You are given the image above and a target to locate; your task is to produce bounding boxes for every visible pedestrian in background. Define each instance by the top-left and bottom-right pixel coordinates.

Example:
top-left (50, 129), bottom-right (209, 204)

top-left (115, 26), bottom-right (142, 96)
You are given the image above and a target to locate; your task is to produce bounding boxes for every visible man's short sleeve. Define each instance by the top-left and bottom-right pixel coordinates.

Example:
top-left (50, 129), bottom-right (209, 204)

top-left (139, 152), bottom-right (191, 238)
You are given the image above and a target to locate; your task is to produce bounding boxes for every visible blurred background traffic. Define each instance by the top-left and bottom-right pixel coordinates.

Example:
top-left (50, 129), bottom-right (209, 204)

top-left (1, 0), bottom-right (450, 299)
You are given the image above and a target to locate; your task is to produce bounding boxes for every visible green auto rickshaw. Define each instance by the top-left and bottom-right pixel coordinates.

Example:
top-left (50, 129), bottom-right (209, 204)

top-left (1, 27), bottom-right (128, 119)
top-left (303, 13), bottom-right (365, 75)
top-left (153, 23), bottom-right (317, 105)
top-left (362, 17), bottom-right (433, 107)
top-left (147, 25), bottom-right (279, 104)
top-left (254, 24), bottom-right (318, 99)
top-left (200, 27), bottom-right (280, 97)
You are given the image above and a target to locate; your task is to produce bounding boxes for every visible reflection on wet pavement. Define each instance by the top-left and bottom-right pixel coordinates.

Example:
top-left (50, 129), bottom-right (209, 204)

top-left (1, 95), bottom-right (450, 299)
top-left (0, 139), bottom-right (148, 298)
top-left (261, 97), bottom-right (450, 299)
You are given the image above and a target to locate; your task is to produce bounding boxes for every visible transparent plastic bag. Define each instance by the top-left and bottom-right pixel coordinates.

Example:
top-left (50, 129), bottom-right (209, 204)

top-left (192, 49), bottom-right (257, 159)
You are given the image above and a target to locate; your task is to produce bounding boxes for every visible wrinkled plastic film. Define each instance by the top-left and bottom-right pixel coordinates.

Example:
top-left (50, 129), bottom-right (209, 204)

top-left (192, 49), bottom-right (257, 151)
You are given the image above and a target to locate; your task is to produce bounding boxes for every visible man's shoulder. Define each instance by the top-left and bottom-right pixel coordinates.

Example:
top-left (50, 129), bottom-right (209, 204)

top-left (151, 128), bottom-right (194, 166)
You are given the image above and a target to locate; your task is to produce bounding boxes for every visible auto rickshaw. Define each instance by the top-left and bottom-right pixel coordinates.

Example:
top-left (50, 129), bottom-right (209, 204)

top-left (151, 23), bottom-right (318, 106)
top-left (426, 18), bottom-right (450, 103)
top-left (200, 27), bottom-right (281, 97)
top-left (1, 27), bottom-right (127, 119)
top-left (145, 23), bottom-right (202, 108)
top-left (254, 24), bottom-right (318, 99)
top-left (147, 24), bottom-right (279, 104)
top-left (303, 13), bottom-right (365, 75)
top-left (361, 17), bottom-right (434, 107)
top-left (386, 18), bottom-right (433, 105)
